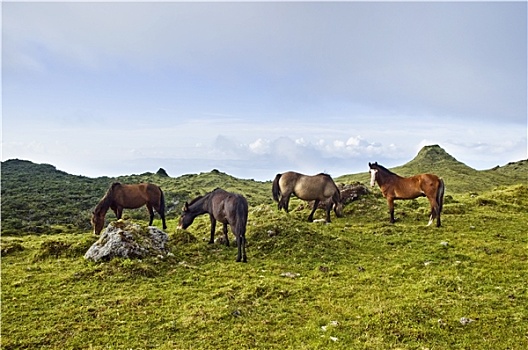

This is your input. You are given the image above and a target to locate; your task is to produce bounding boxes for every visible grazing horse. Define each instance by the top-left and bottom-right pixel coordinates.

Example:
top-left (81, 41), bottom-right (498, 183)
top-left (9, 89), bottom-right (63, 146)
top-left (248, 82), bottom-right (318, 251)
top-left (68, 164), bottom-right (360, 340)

top-left (368, 162), bottom-right (445, 227)
top-left (272, 171), bottom-right (343, 223)
top-left (91, 182), bottom-right (167, 235)
top-left (178, 188), bottom-right (248, 263)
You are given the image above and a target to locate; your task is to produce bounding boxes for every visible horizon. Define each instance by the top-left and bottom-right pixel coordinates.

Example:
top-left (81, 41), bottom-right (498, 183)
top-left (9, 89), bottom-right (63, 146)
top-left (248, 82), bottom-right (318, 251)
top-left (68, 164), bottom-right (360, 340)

top-left (3, 144), bottom-right (526, 182)
top-left (3, 2), bottom-right (527, 181)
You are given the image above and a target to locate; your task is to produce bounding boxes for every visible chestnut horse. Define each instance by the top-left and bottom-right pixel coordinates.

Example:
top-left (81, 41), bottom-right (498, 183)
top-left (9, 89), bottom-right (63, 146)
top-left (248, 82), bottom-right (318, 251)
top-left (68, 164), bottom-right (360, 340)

top-left (272, 171), bottom-right (343, 223)
top-left (369, 162), bottom-right (445, 227)
top-left (178, 188), bottom-right (248, 263)
top-left (91, 182), bottom-right (167, 235)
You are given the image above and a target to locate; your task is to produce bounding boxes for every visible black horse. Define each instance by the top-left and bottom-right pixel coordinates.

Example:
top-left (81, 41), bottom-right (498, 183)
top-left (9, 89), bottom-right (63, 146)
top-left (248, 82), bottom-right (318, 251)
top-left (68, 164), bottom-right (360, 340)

top-left (178, 188), bottom-right (248, 262)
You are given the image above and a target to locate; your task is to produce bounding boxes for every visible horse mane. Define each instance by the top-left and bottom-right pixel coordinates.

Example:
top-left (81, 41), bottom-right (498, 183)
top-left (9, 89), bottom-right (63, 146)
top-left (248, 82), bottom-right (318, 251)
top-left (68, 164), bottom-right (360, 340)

top-left (373, 163), bottom-right (397, 176)
top-left (94, 182), bottom-right (120, 214)
top-left (187, 195), bottom-right (205, 206)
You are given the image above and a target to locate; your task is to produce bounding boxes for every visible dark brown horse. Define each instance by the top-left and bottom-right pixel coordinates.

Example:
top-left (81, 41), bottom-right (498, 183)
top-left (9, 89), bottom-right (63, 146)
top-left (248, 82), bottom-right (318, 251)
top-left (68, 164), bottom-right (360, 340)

top-left (369, 162), bottom-right (445, 227)
top-left (91, 182), bottom-right (167, 235)
top-left (177, 188), bottom-right (248, 263)
top-left (272, 171), bottom-right (343, 223)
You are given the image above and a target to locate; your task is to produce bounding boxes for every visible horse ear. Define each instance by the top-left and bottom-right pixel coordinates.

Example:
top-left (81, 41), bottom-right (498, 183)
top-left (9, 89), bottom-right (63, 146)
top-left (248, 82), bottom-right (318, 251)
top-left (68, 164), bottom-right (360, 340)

top-left (368, 162), bottom-right (372, 167)
top-left (183, 202), bottom-right (189, 211)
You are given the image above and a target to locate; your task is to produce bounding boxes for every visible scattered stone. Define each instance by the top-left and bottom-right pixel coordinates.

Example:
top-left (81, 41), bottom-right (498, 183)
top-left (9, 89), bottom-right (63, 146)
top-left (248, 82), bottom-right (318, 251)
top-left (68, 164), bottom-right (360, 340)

top-left (459, 317), bottom-right (475, 326)
top-left (232, 310), bottom-right (242, 317)
top-left (440, 241), bottom-right (449, 246)
top-left (280, 272), bottom-right (301, 278)
top-left (319, 266), bottom-right (329, 273)
top-left (267, 230), bottom-right (277, 237)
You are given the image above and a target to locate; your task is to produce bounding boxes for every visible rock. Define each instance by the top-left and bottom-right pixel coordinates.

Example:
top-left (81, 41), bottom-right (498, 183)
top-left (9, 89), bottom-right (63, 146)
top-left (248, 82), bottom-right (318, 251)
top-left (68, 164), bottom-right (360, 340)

top-left (84, 220), bottom-right (168, 262)
top-left (338, 183), bottom-right (370, 204)
top-left (309, 183), bottom-right (370, 209)
top-left (459, 317), bottom-right (475, 325)
top-left (280, 272), bottom-right (300, 278)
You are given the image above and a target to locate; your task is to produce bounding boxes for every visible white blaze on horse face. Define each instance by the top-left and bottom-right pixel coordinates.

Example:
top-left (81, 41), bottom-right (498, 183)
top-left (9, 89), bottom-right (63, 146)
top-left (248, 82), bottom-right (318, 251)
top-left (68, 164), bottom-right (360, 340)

top-left (369, 169), bottom-right (378, 187)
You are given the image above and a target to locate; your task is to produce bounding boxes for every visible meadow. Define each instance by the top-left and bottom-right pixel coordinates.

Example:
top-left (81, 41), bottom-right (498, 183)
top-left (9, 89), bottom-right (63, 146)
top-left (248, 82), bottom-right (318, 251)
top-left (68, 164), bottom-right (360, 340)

top-left (2, 146), bottom-right (527, 349)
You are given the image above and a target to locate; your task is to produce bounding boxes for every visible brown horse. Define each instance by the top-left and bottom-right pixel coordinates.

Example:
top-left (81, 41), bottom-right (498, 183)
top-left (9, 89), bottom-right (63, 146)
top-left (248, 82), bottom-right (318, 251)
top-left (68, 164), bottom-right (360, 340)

top-left (369, 162), bottom-right (445, 227)
top-left (272, 171), bottom-right (343, 223)
top-left (91, 182), bottom-right (167, 235)
top-left (177, 188), bottom-right (248, 263)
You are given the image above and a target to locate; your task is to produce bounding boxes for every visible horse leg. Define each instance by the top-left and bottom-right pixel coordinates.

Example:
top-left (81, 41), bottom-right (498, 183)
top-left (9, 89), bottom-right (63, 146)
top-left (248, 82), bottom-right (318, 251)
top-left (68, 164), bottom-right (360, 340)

top-left (279, 193), bottom-right (291, 213)
top-left (116, 207), bottom-right (123, 220)
top-left (160, 211), bottom-right (167, 230)
top-left (325, 201), bottom-right (333, 223)
top-left (236, 234), bottom-right (247, 263)
top-left (307, 199), bottom-right (319, 222)
top-left (426, 196), bottom-right (439, 227)
top-left (223, 223), bottom-right (230, 247)
top-left (387, 198), bottom-right (396, 224)
top-left (209, 215), bottom-right (216, 244)
top-left (147, 204), bottom-right (155, 226)
top-left (154, 204), bottom-right (167, 230)
top-left (241, 234), bottom-right (247, 263)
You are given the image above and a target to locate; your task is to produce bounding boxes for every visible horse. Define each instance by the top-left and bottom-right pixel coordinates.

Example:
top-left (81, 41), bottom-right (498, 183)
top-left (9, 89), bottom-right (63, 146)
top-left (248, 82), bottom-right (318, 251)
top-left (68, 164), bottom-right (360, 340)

top-left (91, 182), bottom-right (167, 235)
top-left (272, 171), bottom-right (343, 223)
top-left (368, 162), bottom-right (445, 227)
top-left (177, 188), bottom-right (248, 263)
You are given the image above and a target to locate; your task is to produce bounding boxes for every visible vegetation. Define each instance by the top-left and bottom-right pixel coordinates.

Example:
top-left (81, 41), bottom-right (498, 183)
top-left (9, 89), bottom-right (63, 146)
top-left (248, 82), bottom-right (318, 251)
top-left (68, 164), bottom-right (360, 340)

top-left (2, 146), bottom-right (527, 349)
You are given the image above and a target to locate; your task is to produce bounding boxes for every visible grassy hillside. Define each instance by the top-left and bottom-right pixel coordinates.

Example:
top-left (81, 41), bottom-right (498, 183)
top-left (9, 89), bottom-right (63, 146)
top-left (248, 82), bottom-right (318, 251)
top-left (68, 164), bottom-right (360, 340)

top-left (1, 160), bottom-right (270, 235)
top-left (1, 147), bottom-right (527, 349)
top-left (2, 185), bottom-right (527, 349)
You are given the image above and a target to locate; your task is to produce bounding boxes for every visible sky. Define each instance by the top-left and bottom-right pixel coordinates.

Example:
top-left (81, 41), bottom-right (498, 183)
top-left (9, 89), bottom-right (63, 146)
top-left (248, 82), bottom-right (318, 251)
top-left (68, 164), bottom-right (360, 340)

top-left (2, 1), bottom-right (527, 181)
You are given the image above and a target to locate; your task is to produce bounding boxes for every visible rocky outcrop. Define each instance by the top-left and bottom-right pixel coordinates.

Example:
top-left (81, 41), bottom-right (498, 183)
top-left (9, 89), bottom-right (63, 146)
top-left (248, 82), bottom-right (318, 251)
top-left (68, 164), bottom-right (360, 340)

top-left (84, 220), bottom-right (168, 262)
top-left (337, 183), bottom-right (370, 204)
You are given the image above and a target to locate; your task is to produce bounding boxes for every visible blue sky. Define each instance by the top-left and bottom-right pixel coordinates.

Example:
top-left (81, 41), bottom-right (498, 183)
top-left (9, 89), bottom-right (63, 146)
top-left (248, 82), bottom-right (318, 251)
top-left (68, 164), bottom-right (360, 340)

top-left (3, 1), bottom-right (527, 181)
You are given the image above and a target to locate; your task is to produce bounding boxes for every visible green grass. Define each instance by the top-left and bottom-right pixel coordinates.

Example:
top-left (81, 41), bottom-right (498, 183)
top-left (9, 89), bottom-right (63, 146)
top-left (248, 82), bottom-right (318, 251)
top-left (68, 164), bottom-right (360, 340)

top-left (2, 185), bottom-right (527, 349)
top-left (2, 147), bottom-right (527, 348)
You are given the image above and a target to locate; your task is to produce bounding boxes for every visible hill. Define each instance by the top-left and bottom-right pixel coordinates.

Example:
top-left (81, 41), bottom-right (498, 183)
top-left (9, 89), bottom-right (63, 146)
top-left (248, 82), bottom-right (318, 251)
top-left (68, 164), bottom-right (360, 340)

top-left (0, 160), bottom-right (270, 235)
top-left (1, 146), bottom-right (526, 235)
top-left (337, 145), bottom-right (527, 193)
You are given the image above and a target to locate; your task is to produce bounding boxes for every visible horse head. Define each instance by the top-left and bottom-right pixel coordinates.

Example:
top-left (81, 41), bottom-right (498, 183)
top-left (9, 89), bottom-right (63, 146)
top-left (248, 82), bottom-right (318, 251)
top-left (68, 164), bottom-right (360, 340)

top-left (334, 202), bottom-right (344, 218)
top-left (177, 202), bottom-right (195, 230)
top-left (368, 162), bottom-right (379, 187)
top-left (91, 209), bottom-right (106, 235)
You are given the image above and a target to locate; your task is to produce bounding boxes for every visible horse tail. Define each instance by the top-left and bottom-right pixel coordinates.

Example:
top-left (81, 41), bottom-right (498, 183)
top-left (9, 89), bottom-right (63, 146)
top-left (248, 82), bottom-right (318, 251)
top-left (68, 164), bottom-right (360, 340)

top-left (272, 173), bottom-right (282, 202)
top-left (159, 186), bottom-right (167, 229)
top-left (235, 196), bottom-right (248, 262)
top-left (437, 178), bottom-right (445, 214)
top-left (159, 187), bottom-right (166, 215)
top-left (235, 197), bottom-right (248, 237)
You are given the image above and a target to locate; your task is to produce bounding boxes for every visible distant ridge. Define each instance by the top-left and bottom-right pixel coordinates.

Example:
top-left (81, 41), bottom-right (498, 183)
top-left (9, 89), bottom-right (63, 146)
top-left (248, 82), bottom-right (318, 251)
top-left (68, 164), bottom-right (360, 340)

top-left (407, 144), bottom-right (460, 165)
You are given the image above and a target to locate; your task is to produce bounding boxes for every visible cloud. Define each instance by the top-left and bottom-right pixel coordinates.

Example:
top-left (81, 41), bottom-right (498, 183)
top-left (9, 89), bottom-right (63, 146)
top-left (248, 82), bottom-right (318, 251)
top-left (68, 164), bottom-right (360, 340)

top-left (4, 2), bottom-right (526, 123)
